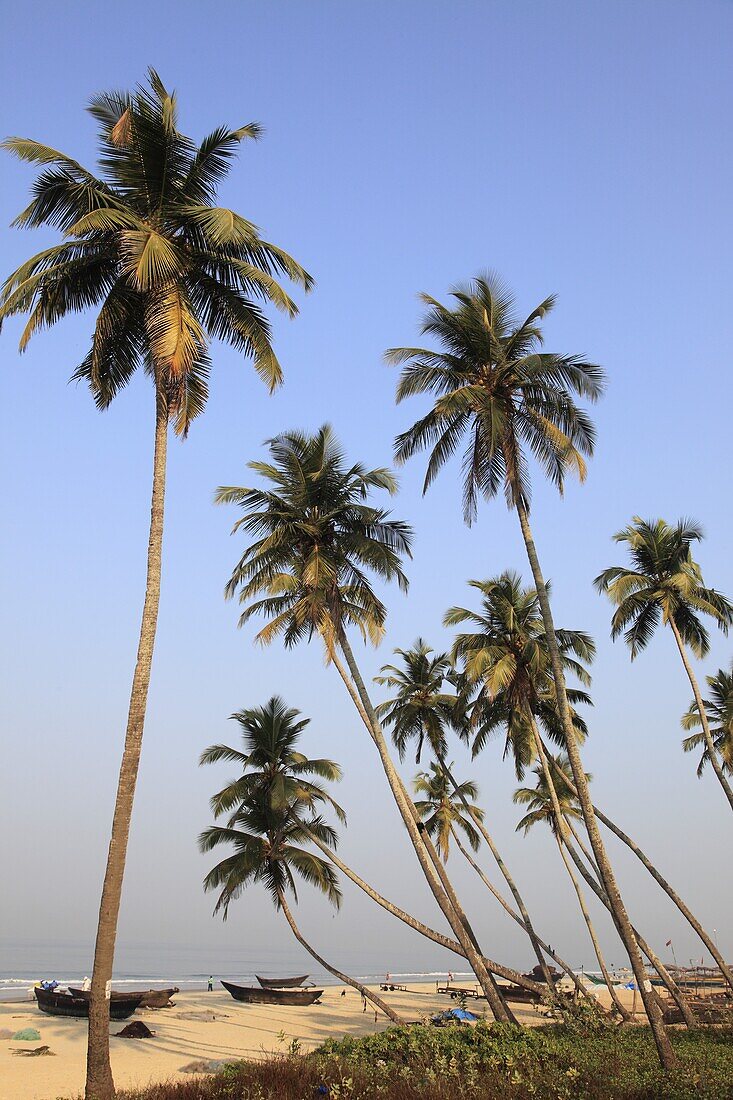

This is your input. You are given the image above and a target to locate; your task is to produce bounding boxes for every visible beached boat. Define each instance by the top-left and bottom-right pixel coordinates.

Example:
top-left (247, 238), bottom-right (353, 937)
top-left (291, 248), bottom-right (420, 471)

top-left (221, 980), bottom-right (322, 1006)
top-left (34, 987), bottom-right (142, 1019)
top-left (69, 986), bottom-right (179, 1008)
top-left (255, 974), bottom-right (309, 989)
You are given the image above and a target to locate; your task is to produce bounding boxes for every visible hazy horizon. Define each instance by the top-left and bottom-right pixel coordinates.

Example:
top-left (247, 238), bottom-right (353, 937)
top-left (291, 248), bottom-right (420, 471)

top-left (1, 0), bottom-right (731, 984)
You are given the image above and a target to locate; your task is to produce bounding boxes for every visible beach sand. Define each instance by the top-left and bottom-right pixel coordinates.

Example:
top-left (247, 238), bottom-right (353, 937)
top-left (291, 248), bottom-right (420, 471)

top-left (0, 983), bottom-right (631, 1100)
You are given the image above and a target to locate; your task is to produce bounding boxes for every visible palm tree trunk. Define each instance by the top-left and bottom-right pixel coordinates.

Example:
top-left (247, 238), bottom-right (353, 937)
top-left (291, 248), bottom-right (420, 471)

top-left (303, 827), bottom-right (546, 994)
top-left (514, 499), bottom-right (677, 1069)
top-left (554, 837), bottom-right (631, 1019)
top-left (331, 638), bottom-right (514, 1023)
top-left (559, 833), bottom-right (697, 1028)
top-left (449, 827), bottom-right (592, 1003)
top-left (669, 619), bottom-right (733, 811)
top-left (85, 394), bottom-right (169, 1100)
top-left (440, 759), bottom-right (558, 992)
top-left (276, 893), bottom-right (405, 1024)
top-left (543, 741), bottom-right (733, 992)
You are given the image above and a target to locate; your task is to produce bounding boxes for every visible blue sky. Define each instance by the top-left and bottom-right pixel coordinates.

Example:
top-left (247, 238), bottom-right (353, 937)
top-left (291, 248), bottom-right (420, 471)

top-left (1, 0), bottom-right (731, 977)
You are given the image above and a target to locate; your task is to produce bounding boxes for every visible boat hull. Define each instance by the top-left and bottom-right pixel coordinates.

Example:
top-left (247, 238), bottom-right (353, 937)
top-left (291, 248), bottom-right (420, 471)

top-left (221, 980), bottom-right (322, 1006)
top-left (69, 987), bottom-right (178, 1008)
top-left (34, 988), bottom-right (142, 1020)
top-left (256, 974), bottom-right (309, 989)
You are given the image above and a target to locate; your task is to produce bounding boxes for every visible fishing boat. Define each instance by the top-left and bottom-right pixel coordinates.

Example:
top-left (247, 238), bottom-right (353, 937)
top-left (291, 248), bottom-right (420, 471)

top-left (34, 987), bottom-right (142, 1019)
top-left (221, 980), bottom-right (322, 1006)
top-left (255, 974), bottom-right (309, 989)
top-left (69, 986), bottom-right (179, 1008)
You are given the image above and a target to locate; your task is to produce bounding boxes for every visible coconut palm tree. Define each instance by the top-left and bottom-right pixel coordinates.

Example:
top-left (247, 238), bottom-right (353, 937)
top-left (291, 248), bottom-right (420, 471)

top-left (200, 696), bottom-right (346, 824)
top-left (200, 808), bottom-right (403, 1024)
top-left (514, 757), bottom-right (629, 1019)
top-left (413, 762), bottom-right (483, 862)
top-left (595, 517), bottom-right (733, 811)
top-left (682, 662), bottom-right (733, 777)
top-left (1, 71), bottom-right (311, 1100)
top-left (388, 274), bottom-right (676, 1065)
top-left (375, 636), bottom-right (563, 991)
top-left (446, 573), bottom-right (593, 778)
top-left (216, 426), bottom-right (514, 1020)
top-left (199, 697), bottom-right (402, 1022)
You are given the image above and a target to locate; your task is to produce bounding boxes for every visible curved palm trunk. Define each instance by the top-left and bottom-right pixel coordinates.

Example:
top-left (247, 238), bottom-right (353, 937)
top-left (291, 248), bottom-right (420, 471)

top-left (514, 500), bottom-right (677, 1069)
top-left (440, 759), bottom-right (558, 993)
top-left (555, 837), bottom-right (631, 1019)
top-left (331, 640), bottom-right (514, 1023)
top-left (276, 893), bottom-right (404, 1024)
top-left (669, 620), bottom-right (733, 812)
top-left (543, 742), bottom-right (733, 992)
top-left (304, 828), bottom-right (545, 995)
top-left (448, 827), bottom-right (591, 1003)
top-left (86, 396), bottom-right (168, 1100)
top-left (559, 832), bottom-right (697, 1027)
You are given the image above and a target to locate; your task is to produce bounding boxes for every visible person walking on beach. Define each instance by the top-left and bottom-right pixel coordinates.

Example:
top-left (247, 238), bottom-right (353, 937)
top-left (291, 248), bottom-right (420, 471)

top-left (207, 976), bottom-right (213, 992)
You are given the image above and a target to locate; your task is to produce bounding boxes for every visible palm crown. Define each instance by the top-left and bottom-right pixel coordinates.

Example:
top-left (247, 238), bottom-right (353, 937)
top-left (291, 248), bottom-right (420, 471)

top-left (216, 425), bottom-right (413, 649)
top-left (513, 754), bottom-right (587, 836)
top-left (200, 695), bottom-right (345, 824)
top-left (681, 663), bottom-right (733, 777)
top-left (445, 572), bottom-right (594, 776)
top-left (412, 762), bottom-right (484, 863)
top-left (387, 273), bottom-right (604, 521)
top-left (0, 69), bottom-right (312, 434)
top-left (375, 639), bottom-right (460, 763)
top-left (594, 518), bottom-right (733, 659)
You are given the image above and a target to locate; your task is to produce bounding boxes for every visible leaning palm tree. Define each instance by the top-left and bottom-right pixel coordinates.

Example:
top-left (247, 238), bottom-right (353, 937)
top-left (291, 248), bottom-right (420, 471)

top-left (199, 697), bottom-right (401, 1022)
top-left (1, 71), bottom-right (311, 1100)
top-left (413, 762), bottom-right (483, 862)
top-left (595, 517), bottom-right (733, 811)
top-left (200, 806), bottom-right (403, 1024)
top-left (376, 636), bottom-right (563, 991)
top-left (682, 662), bottom-right (733, 777)
top-left (388, 274), bottom-right (676, 1066)
top-left (216, 426), bottom-right (514, 1020)
top-left (514, 757), bottom-right (629, 1019)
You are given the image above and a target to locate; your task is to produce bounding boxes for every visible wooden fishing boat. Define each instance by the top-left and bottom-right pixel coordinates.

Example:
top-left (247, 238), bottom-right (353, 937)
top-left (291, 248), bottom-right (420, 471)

top-left (34, 987), bottom-right (142, 1019)
top-left (256, 974), bottom-right (309, 989)
top-left (69, 986), bottom-right (179, 1008)
top-left (221, 980), bottom-right (322, 1006)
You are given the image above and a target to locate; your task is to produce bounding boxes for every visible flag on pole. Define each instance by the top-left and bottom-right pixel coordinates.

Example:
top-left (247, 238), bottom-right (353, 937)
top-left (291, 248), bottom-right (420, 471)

top-left (665, 939), bottom-right (672, 947)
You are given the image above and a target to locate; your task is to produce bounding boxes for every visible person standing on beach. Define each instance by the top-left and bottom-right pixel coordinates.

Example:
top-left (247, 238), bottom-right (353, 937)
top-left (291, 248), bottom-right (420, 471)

top-left (207, 976), bottom-right (213, 992)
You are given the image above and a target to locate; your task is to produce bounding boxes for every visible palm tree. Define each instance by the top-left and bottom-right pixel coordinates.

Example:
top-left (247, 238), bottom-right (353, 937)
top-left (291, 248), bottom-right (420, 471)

top-left (199, 697), bottom-right (402, 1023)
top-left (1, 71), bottom-right (311, 1100)
top-left (413, 762), bottom-right (482, 862)
top-left (514, 757), bottom-right (629, 1019)
top-left (682, 662), bottom-right (733, 777)
top-left (216, 425), bottom-right (514, 1020)
top-left (388, 274), bottom-right (676, 1066)
top-left (595, 517), bottom-right (733, 810)
top-left (200, 696), bottom-right (346, 824)
top-left (446, 573), bottom-right (593, 778)
top-left (375, 636), bottom-right (563, 991)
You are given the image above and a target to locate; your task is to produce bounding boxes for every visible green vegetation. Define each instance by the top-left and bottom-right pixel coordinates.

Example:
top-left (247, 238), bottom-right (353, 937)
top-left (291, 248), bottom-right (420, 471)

top-left (113, 1025), bottom-right (733, 1100)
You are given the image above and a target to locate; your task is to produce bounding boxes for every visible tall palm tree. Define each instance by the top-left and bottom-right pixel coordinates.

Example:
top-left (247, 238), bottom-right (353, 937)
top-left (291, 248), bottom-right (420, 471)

top-left (595, 517), bottom-right (733, 810)
top-left (413, 762), bottom-right (482, 862)
top-left (514, 757), bottom-right (629, 1019)
top-left (376, 636), bottom-right (561, 991)
top-left (216, 426), bottom-right (514, 1020)
top-left (388, 274), bottom-right (676, 1066)
top-left (199, 697), bottom-right (402, 1023)
top-left (682, 662), bottom-right (733, 777)
top-left (1, 71), bottom-right (311, 1100)
top-left (446, 573), bottom-right (593, 778)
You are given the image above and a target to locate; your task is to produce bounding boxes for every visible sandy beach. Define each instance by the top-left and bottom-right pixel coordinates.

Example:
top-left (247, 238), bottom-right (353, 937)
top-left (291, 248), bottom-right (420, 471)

top-left (0, 982), bottom-right (629, 1100)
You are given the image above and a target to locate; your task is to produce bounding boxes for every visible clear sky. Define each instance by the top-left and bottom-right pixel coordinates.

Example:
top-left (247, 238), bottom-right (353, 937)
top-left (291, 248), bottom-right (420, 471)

top-left (1, 0), bottom-right (731, 978)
